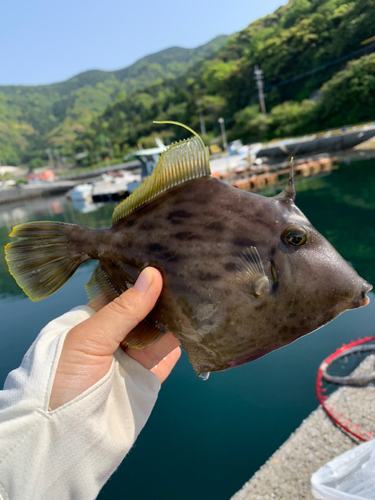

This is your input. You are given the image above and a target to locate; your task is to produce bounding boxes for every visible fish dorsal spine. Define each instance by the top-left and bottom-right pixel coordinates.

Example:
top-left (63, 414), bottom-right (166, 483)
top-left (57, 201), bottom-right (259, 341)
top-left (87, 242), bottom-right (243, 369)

top-left (112, 136), bottom-right (211, 224)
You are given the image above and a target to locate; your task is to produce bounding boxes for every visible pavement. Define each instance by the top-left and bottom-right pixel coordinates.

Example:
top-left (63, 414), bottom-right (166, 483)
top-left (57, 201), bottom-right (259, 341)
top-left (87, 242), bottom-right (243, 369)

top-left (354, 136), bottom-right (375, 150)
top-left (231, 355), bottom-right (375, 500)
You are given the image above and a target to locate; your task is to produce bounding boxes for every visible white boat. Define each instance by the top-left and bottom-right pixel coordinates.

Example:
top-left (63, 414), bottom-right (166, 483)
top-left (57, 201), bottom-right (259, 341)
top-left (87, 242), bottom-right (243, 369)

top-left (68, 170), bottom-right (142, 203)
top-left (69, 183), bottom-right (93, 202)
top-left (91, 171), bottom-right (141, 201)
top-left (256, 125), bottom-right (375, 158)
top-left (124, 139), bottom-right (166, 194)
top-left (210, 141), bottom-right (263, 175)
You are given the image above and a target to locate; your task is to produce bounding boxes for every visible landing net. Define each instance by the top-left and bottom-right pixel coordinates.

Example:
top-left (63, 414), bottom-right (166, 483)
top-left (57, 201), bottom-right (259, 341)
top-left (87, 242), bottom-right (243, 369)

top-left (316, 336), bottom-right (375, 442)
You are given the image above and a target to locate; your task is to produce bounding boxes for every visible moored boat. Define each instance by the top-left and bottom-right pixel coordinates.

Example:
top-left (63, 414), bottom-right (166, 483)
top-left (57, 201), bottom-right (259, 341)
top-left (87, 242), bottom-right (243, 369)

top-left (257, 125), bottom-right (375, 158)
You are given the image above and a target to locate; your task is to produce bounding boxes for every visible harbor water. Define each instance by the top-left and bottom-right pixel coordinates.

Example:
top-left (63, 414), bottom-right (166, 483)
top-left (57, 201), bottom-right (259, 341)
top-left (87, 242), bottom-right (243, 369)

top-left (0, 158), bottom-right (374, 500)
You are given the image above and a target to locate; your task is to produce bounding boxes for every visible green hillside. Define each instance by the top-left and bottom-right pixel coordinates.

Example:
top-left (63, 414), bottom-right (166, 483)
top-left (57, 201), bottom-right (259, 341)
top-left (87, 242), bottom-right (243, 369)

top-left (3, 0), bottom-right (375, 168)
top-left (73, 0), bottom-right (375, 164)
top-left (0, 35), bottom-right (227, 166)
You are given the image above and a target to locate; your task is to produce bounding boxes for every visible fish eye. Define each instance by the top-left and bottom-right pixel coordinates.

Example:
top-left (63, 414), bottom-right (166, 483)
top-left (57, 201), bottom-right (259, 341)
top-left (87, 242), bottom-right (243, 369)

top-left (282, 226), bottom-right (308, 246)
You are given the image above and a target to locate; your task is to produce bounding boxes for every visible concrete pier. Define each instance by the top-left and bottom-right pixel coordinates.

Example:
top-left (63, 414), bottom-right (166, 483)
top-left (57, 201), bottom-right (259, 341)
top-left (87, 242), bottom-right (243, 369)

top-left (0, 181), bottom-right (78, 205)
top-left (231, 355), bottom-right (375, 500)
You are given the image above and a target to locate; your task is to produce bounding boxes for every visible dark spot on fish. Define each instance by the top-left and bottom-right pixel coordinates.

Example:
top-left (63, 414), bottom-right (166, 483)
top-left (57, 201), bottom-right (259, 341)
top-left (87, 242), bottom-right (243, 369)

top-left (232, 237), bottom-right (254, 247)
top-left (140, 223), bottom-right (155, 231)
top-left (280, 329), bottom-right (291, 341)
top-left (287, 312), bottom-right (297, 319)
top-left (174, 232), bottom-right (200, 241)
top-left (148, 243), bottom-right (164, 253)
top-left (168, 210), bottom-right (192, 220)
top-left (270, 247), bottom-right (276, 258)
top-left (170, 219), bottom-right (183, 225)
top-left (199, 272), bottom-right (220, 281)
top-left (224, 262), bottom-right (237, 272)
top-left (162, 251), bottom-right (179, 263)
top-left (126, 220), bottom-right (136, 227)
top-left (289, 326), bottom-right (298, 336)
top-left (254, 210), bottom-right (264, 219)
top-left (127, 241), bottom-right (133, 248)
top-left (206, 221), bottom-right (223, 231)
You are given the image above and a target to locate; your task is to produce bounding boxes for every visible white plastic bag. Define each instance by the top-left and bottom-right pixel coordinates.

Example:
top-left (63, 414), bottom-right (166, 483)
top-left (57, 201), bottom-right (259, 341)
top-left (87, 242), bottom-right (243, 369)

top-left (311, 439), bottom-right (375, 500)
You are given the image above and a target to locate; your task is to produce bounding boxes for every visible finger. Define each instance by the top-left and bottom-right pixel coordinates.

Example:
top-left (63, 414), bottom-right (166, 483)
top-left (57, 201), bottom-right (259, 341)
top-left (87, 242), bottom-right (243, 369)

top-left (126, 331), bottom-right (181, 370)
top-left (65, 267), bottom-right (163, 357)
top-left (151, 347), bottom-right (181, 384)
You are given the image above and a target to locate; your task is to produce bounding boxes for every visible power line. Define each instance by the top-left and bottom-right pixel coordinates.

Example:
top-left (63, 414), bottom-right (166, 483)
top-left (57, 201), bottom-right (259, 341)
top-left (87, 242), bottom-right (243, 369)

top-left (264, 41), bottom-right (375, 92)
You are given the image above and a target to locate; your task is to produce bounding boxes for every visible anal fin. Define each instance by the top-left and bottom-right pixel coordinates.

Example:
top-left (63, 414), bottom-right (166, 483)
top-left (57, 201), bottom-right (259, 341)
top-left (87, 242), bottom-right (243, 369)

top-left (121, 316), bottom-right (166, 350)
top-left (86, 263), bottom-right (119, 311)
top-left (87, 261), bottom-right (167, 348)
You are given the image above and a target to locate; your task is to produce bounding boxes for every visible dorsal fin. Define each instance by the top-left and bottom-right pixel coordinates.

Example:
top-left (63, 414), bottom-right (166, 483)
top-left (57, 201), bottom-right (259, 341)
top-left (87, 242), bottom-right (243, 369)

top-left (273, 157), bottom-right (296, 202)
top-left (112, 136), bottom-right (210, 224)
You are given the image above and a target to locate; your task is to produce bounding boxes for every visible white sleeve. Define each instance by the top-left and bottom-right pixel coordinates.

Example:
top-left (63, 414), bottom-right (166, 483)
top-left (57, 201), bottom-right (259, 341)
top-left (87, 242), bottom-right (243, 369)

top-left (0, 306), bottom-right (160, 500)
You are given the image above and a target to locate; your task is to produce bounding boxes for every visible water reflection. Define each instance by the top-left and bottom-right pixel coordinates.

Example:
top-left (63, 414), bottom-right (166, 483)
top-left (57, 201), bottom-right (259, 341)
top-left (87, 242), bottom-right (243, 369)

top-left (296, 160), bottom-right (375, 285)
top-left (0, 197), bottom-right (116, 298)
top-left (71, 199), bottom-right (106, 213)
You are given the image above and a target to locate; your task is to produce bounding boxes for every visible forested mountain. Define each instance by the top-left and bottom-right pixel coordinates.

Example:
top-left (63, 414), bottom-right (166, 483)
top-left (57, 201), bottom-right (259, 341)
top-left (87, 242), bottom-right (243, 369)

top-left (3, 0), bottom-right (375, 168)
top-left (73, 0), bottom-right (375, 165)
top-left (0, 35), bottom-right (227, 166)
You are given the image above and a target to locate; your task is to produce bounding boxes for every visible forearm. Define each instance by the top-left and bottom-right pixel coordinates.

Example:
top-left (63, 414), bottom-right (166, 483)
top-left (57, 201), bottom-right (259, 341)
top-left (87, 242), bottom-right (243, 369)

top-left (0, 307), bottom-right (160, 500)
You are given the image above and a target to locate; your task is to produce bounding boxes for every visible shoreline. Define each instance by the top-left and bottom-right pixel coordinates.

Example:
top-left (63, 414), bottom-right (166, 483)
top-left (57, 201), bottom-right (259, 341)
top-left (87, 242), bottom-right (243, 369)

top-left (231, 355), bottom-right (375, 500)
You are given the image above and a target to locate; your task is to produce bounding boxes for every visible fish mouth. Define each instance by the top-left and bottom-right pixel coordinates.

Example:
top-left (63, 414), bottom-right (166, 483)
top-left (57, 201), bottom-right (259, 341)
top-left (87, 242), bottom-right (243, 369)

top-left (357, 281), bottom-right (373, 308)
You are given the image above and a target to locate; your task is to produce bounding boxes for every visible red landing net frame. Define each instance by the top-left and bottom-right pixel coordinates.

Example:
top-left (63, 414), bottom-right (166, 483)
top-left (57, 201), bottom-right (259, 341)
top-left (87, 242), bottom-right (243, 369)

top-left (316, 335), bottom-right (375, 442)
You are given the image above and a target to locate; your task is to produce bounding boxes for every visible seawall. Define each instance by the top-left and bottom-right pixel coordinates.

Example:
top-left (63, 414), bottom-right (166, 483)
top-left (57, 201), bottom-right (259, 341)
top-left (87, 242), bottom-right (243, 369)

top-left (231, 355), bottom-right (375, 500)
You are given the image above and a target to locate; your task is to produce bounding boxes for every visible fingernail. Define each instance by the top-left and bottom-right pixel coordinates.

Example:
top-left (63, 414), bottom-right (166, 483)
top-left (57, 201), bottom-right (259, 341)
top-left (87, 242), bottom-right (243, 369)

top-left (134, 268), bottom-right (153, 293)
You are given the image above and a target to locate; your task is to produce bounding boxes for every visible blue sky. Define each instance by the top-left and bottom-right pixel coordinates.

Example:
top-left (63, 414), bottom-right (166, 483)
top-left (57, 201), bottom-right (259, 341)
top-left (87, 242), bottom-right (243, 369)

top-left (1, 0), bottom-right (285, 86)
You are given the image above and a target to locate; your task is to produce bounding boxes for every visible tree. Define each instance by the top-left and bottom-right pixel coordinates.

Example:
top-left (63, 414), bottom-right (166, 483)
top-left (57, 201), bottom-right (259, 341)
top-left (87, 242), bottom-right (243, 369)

top-left (316, 53), bottom-right (375, 128)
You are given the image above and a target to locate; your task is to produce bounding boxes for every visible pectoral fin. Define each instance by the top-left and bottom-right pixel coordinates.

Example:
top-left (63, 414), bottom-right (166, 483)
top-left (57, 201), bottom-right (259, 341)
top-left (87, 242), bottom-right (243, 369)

top-left (236, 247), bottom-right (270, 298)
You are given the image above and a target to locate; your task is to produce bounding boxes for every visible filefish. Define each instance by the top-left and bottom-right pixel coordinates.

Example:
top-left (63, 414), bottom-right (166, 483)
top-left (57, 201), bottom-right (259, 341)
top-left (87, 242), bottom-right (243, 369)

top-left (5, 128), bottom-right (372, 376)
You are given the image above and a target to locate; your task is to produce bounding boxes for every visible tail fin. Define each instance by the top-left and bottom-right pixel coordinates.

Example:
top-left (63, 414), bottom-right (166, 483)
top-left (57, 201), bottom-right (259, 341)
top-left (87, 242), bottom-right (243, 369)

top-left (5, 222), bottom-right (84, 301)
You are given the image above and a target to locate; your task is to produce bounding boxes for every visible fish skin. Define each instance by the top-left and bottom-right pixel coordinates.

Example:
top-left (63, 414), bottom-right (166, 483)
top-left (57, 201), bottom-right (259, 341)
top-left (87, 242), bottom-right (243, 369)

top-left (73, 175), bottom-right (372, 375)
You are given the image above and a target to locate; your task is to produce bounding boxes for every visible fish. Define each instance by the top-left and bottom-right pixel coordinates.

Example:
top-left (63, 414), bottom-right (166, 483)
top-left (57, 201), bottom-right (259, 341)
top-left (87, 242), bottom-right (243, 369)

top-left (4, 124), bottom-right (372, 376)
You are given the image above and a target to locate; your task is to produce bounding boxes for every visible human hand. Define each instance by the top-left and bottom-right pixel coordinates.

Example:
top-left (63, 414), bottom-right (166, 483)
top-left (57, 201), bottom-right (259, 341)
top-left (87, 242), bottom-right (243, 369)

top-left (49, 267), bottom-right (181, 410)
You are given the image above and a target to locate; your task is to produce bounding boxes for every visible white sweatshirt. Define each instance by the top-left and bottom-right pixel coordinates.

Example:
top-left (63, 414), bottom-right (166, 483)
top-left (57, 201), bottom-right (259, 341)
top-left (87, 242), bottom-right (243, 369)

top-left (0, 306), bottom-right (160, 500)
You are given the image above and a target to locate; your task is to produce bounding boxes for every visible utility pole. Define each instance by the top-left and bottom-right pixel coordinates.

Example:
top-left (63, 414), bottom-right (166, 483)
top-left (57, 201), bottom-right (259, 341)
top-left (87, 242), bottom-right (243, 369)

top-left (196, 98), bottom-right (206, 136)
top-left (218, 117), bottom-right (228, 152)
top-left (54, 149), bottom-right (61, 169)
top-left (254, 65), bottom-right (267, 115)
top-left (107, 137), bottom-right (114, 158)
top-left (45, 148), bottom-right (53, 168)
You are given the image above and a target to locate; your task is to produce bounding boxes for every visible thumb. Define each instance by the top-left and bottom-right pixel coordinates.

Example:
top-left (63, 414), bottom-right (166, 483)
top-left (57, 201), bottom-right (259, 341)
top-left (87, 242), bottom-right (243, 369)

top-left (65, 267), bottom-right (163, 357)
top-left (50, 268), bottom-right (166, 409)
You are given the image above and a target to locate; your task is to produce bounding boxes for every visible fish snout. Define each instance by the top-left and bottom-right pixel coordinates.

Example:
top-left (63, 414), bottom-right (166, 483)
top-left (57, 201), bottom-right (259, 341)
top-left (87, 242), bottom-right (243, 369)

top-left (356, 281), bottom-right (373, 308)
